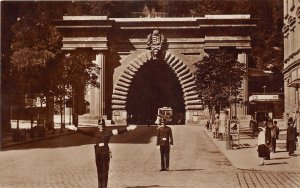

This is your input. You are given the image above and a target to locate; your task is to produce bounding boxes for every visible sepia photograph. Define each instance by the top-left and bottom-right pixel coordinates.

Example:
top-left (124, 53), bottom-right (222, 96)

top-left (1, 0), bottom-right (299, 187)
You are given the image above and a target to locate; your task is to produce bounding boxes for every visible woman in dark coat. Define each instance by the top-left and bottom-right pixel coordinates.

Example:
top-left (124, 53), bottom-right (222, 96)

top-left (287, 117), bottom-right (297, 156)
top-left (257, 127), bottom-right (268, 165)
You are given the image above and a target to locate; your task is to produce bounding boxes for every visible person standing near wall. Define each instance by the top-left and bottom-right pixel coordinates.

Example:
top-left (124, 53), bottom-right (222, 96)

top-left (67, 119), bottom-right (137, 188)
top-left (287, 117), bottom-right (297, 156)
top-left (250, 115), bottom-right (257, 139)
top-left (214, 116), bottom-right (220, 139)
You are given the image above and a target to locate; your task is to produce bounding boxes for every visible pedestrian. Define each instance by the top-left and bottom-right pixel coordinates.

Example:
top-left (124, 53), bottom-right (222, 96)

top-left (67, 119), bottom-right (137, 188)
top-left (250, 115), bottom-right (257, 138)
top-left (271, 120), bottom-right (280, 153)
top-left (214, 116), bottom-right (220, 139)
top-left (155, 115), bottom-right (161, 125)
top-left (257, 127), bottom-right (268, 166)
top-left (156, 118), bottom-right (173, 171)
top-left (287, 117), bottom-right (297, 156)
top-left (264, 119), bottom-right (272, 159)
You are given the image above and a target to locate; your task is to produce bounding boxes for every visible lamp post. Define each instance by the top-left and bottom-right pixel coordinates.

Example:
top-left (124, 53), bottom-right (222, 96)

top-left (263, 86), bottom-right (266, 94)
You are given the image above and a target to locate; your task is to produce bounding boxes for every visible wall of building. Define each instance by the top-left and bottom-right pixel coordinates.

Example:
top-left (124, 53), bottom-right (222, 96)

top-left (283, 0), bottom-right (300, 126)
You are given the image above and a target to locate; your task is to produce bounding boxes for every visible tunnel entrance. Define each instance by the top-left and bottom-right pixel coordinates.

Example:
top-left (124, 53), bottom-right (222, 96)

top-left (126, 60), bottom-right (185, 125)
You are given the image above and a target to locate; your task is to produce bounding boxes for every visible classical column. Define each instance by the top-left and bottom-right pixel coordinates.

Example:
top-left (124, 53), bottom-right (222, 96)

top-left (237, 52), bottom-right (248, 115)
top-left (89, 52), bottom-right (105, 117)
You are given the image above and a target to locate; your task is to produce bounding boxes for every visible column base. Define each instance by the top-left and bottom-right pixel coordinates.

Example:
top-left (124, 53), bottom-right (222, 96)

top-left (112, 110), bottom-right (127, 125)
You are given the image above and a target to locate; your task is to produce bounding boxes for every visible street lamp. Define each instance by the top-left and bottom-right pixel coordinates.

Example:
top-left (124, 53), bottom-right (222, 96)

top-left (263, 86), bottom-right (266, 94)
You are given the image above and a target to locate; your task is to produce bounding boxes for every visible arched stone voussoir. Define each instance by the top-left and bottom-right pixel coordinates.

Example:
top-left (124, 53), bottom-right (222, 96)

top-left (115, 85), bottom-right (129, 92)
top-left (112, 50), bottom-right (199, 112)
top-left (119, 77), bottom-right (132, 84)
top-left (117, 81), bottom-right (130, 88)
top-left (112, 105), bottom-right (126, 110)
top-left (185, 100), bottom-right (202, 105)
top-left (182, 81), bottom-right (196, 89)
top-left (112, 94), bottom-right (127, 100)
top-left (184, 95), bottom-right (199, 101)
top-left (185, 105), bottom-right (204, 110)
top-left (112, 99), bottom-right (126, 105)
top-left (121, 73), bottom-right (134, 80)
top-left (183, 86), bottom-right (197, 93)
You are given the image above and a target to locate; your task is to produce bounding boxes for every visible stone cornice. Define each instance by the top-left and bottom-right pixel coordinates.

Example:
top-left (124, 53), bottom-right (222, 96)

top-left (61, 37), bottom-right (108, 50)
top-left (283, 57), bottom-right (300, 75)
top-left (283, 48), bottom-right (300, 64)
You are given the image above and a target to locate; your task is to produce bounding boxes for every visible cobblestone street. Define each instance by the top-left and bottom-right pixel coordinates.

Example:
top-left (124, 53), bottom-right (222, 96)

top-left (0, 126), bottom-right (299, 188)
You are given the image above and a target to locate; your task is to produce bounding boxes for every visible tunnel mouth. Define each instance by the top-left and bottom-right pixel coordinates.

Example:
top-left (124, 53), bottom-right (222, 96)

top-left (126, 60), bottom-right (185, 125)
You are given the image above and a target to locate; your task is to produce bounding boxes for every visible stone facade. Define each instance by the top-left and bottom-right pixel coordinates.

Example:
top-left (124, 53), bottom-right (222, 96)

top-left (282, 0), bottom-right (300, 127)
top-left (54, 15), bottom-right (256, 125)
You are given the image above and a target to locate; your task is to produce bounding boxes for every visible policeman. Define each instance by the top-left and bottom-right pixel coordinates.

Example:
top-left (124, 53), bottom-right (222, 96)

top-left (156, 118), bottom-right (173, 171)
top-left (67, 119), bottom-right (136, 188)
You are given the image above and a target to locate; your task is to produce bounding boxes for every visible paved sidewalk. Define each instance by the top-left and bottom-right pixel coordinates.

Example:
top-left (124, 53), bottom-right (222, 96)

top-left (203, 126), bottom-right (300, 173)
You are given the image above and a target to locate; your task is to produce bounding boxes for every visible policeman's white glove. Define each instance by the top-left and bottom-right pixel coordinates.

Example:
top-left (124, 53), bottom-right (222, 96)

top-left (156, 145), bottom-right (160, 150)
top-left (67, 125), bottom-right (78, 131)
top-left (170, 145), bottom-right (173, 149)
top-left (126, 125), bottom-right (137, 131)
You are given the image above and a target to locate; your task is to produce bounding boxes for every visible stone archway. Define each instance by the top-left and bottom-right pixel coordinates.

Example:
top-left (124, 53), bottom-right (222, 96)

top-left (111, 50), bottom-right (202, 124)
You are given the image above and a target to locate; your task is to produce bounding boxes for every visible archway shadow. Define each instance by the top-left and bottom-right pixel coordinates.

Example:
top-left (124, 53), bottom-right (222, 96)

top-left (2, 126), bottom-right (158, 151)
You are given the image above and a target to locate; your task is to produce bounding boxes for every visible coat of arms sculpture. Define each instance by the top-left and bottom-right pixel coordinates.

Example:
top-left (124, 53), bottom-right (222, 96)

top-left (147, 30), bottom-right (166, 60)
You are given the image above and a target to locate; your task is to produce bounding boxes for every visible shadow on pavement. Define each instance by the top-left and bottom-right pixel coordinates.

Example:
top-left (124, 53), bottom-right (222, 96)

top-left (169, 168), bottom-right (205, 172)
top-left (2, 126), bottom-right (158, 151)
top-left (272, 157), bottom-right (290, 160)
top-left (264, 162), bottom-right (288, 166)
top-left (126, 186), bottom-right (184, 188)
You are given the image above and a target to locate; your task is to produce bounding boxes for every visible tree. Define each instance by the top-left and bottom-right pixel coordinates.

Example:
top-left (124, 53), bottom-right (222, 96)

top-left (194, 49), bottom-right (246, 115)
top-left (10, 2), bottom-right (64, 129)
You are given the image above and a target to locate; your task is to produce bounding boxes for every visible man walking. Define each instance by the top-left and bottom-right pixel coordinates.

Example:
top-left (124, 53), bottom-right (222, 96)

top-left (67, 119), bottom-right (137, 188)
top-left (271, 120), bottom-right (280, 153)
top-left (156, 118), bottom-right (173, 171)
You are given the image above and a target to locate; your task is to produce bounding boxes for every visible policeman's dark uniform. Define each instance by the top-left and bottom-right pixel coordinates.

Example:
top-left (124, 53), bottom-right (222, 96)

top-left (76, 122), bottom-right (129, 188)
top-left (156, 123), bottom-right (173, 171)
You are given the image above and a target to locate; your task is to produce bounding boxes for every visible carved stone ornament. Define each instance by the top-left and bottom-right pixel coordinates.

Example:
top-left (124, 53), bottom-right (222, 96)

top-left (288, 16), bottom-right (296, 30)
top-left (282, 24), bottom-right (289, 38)
top-left (296, 7), bottom-right (300, 20)
top-left (147, 30), bottom-right (166, 60)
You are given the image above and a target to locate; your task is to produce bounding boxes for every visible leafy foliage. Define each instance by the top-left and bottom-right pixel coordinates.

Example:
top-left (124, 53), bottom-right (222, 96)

top-left (194, 49), bottom-right (246, 111)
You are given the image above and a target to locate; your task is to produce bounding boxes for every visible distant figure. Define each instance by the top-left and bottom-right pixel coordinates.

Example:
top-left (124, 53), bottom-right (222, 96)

top-left (250, 116), bottom-right (257, 138)
top-left (155, 115), bottom-right (161, 125)
top-left (257, 127), bottom-right (268, 166)
top-left (67, 119), bottom-right (137, 188)
top-left (214, 116), bottom-right (220, 139)
top-left (287, 117), bottom-right (297, 156)
top-left (156, 118), bottom-right (173, 171)
top-left (205, 120), bottom-right (210, 130)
